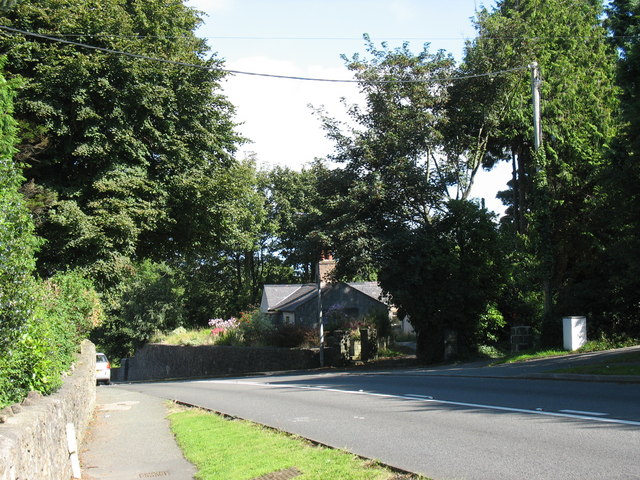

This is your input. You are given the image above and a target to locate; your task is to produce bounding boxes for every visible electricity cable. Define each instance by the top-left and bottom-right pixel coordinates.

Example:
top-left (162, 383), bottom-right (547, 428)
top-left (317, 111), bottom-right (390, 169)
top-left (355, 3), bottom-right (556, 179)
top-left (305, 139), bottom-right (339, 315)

top-left (0, 24), bottom-right (530, 83)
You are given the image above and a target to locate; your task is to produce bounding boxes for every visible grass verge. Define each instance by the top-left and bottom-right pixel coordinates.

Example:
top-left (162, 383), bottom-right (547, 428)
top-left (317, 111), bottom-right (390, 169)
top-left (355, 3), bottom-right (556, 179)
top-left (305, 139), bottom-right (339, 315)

top-left (168, 404), bottom-right (426, 480)
top-left (490, 349), bottom-right (568, 365)
top-left (490, 338), bottom-right (639, 366)
top-left (551, 364), bottom-right (640, 375)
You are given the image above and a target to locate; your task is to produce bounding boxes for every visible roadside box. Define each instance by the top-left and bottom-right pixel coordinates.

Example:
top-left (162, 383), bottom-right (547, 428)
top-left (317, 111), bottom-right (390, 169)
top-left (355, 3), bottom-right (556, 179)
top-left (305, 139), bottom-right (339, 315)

top-left (563, 316), bottom-right (587, 351)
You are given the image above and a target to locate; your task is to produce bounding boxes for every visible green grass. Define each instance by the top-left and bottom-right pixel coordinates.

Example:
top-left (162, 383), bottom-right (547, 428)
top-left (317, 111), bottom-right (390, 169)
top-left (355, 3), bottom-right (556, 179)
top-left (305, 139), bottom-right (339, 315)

top-left (152, 328), bottom-right (215, 346)
top-left (489, 338), bottom-right (639, 366)
top-left (490, 349), bottom-right (568, 365)
top-left (551, 364), bottom-right (640, 375)
top-left (378, 347), bottom-right (406, 358)
top-left (168, 404), bottom-right (426, 480)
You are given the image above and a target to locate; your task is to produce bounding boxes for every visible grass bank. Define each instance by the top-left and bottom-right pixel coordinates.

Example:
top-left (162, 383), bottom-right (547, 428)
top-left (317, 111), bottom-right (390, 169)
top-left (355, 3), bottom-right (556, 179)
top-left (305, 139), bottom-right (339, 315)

top-left (168, 404), bottom-right (426, 480)
top-left (488, 337), bottom-right (639, 366)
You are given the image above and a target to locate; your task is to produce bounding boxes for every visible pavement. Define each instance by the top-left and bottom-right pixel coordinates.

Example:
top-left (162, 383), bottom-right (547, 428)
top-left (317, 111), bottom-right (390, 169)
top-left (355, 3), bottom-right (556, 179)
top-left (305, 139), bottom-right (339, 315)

top-left (80, 387), bottom-right (196, 480)
top-left (79, 345), bottom-right (640, 480)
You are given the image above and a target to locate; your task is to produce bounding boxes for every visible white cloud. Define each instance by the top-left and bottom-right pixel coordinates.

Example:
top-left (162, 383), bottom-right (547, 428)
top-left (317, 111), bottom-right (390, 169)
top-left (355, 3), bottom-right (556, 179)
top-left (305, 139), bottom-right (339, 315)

top-left (390, 0), bottom-right (413, 23)
top-left (223, 57), bottom-right (360, 170)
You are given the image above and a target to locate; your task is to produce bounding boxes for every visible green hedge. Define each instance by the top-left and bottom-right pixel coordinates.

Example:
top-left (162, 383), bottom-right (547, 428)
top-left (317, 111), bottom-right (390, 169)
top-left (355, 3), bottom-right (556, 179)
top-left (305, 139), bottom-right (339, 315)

top-left (0, 272), bottom-right (104, 408)
top-left (0, 61), bottom-right (104, 408)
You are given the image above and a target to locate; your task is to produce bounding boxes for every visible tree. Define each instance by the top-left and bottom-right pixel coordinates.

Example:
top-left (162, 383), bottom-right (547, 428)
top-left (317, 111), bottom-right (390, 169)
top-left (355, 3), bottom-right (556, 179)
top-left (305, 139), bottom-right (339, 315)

top-left (588, 0), bottom-right (640, 337)
top-left (317, 39), bottom-right (507, 362)
top-left (457, 0), bottom-right (620, 340)
top-left (0, 0), bottom-right (242, 289)
top-left (378, 200), bottom-right (504, 363)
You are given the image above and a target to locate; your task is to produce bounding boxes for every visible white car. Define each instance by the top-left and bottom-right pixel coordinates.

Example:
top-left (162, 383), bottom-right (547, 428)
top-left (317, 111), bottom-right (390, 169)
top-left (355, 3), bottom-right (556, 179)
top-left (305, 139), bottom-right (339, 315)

top-left (96, 353), bottom-right (111, 385)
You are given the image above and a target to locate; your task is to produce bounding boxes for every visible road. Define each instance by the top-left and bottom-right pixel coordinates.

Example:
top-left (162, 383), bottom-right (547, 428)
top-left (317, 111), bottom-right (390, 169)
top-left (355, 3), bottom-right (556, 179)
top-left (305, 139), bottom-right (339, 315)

top-left (123, 364), bottom-right (640, 480)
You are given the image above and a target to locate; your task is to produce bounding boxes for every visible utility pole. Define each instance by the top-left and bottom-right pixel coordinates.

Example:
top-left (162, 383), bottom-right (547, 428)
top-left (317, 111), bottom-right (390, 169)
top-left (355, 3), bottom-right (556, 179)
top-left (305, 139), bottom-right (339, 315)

top-left (530, 61), bottom-right (542, 151)
top-left (316, 259), bottom-right (324, 367)
top-left (530, 61), bottom-right (553, 322)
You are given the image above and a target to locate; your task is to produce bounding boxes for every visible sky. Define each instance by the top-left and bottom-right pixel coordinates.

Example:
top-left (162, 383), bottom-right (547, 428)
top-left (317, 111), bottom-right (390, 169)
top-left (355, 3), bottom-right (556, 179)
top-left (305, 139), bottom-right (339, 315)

top-left (184, 0), bottom-right (510, 215)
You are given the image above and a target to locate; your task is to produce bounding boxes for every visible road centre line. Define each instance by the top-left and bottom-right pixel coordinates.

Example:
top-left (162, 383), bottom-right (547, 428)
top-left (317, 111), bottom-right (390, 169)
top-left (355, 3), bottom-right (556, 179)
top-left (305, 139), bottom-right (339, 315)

top-left (206, 379), bottom-right (640, 427)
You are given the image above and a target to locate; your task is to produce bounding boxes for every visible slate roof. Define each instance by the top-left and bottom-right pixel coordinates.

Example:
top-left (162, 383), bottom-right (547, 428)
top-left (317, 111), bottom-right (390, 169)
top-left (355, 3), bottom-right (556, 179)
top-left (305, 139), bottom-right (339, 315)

top-left (262, 281), bottom-right (386, 312)
top-left (348, 282), bottom-right (385, 302)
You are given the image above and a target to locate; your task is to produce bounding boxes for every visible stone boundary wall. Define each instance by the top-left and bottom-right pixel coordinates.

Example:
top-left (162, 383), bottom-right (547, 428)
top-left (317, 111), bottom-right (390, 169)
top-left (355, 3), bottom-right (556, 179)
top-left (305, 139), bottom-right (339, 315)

top-left (0, 340), bottom-right (96, 480)
top-left (113, 343), bottom-right (319, 382)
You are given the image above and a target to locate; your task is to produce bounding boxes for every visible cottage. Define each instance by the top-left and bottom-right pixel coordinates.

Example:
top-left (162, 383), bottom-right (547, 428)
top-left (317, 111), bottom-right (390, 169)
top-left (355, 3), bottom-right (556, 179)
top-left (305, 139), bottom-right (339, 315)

top-left (260, 256), bottom-right (389, 328)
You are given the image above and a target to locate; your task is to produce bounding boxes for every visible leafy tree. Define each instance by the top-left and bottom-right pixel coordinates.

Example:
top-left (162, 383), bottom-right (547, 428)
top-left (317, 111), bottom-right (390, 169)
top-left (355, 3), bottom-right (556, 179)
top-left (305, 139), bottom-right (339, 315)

top-left (378, 200), bottom-right (504, 363)
top-left (316, 37), bottom-right (457, 280)
top-left (91, 259), bottom-right (183, 359)
top-left (588, 0), bottom-right (640, 337)
top-left (317, 40), bottom-right (507, 361)
top-left (457, 0), bottom-right (620, 340)
top-left (0, 0), bottom-right (242, 288)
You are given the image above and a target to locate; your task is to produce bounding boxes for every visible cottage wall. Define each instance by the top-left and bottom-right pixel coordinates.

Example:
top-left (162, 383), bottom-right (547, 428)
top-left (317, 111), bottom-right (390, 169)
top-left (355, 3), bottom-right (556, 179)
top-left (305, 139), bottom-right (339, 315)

top-left (293, 283), bottom-right (387, 328)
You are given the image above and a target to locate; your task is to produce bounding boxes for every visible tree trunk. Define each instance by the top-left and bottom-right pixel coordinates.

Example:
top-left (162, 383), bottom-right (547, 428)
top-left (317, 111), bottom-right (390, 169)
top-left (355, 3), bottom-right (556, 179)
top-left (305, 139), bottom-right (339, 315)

top-left (416, 326), bottom-right (444, 364)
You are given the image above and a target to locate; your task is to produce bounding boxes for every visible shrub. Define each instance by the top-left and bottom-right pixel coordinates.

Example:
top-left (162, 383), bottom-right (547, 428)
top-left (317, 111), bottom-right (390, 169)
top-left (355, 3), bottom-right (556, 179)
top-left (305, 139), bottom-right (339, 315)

top-left (0, 272), bottom-right (103, 408)
top-left (213, 328), bottom-right (243, 346)
top-left (475, 303), bottom-right (507, 345)
top-left (91, 260), bottom-right (185, 359)
top-left (268, 324), bottom-right (317, 348)
top-left (238, 310), bottom-right (275, 346)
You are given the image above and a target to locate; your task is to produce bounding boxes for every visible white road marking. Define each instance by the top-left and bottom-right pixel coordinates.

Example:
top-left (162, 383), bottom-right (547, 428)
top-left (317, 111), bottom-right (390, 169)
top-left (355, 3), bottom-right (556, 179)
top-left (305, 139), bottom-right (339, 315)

top-left (404, 394), bottom-right (434, 400)
top-left (203, 379), bottom-right (640, 427)
top-left (559, 409), bottom-right (609, 416)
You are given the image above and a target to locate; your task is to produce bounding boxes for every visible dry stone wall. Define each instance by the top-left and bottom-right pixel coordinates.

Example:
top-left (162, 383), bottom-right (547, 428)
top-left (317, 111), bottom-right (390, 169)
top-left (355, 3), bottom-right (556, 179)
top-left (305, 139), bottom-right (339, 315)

top-left (0, 340), bottom-right (96, 480)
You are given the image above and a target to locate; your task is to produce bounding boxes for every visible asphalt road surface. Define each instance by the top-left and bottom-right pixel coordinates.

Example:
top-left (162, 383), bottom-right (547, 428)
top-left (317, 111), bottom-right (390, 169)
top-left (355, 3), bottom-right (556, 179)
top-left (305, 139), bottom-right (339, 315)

top-left (125, 368), bottom-right (640, 480)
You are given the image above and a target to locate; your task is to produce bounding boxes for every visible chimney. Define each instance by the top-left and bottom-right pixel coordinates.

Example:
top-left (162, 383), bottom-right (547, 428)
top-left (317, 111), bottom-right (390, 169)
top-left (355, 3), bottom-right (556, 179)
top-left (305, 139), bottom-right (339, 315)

top-left (317, 252), bottom-right (336, 287)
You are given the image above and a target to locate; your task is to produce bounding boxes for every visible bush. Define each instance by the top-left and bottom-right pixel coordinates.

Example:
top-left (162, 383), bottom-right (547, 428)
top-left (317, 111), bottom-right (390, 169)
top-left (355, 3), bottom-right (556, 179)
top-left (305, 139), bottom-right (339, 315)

top-left (212, 328), bottom-right (244, 346)
top-left (238, 310), bottom-right (275, 346)
top-left (475, 303), bottom-right (507, 345)
top-left (268, 324), bottom-right (318, 348)
top-left (91, 260), bottom-right (185, 359)
top-left (0, 272), bottom-right (103, 408)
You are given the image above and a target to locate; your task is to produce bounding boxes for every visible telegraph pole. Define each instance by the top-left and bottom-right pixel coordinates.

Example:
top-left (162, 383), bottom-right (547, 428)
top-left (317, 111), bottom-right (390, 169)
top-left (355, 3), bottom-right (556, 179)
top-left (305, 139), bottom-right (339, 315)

top-left (316, 259), bottom-right (324, 367)
top-left (530, 61), bottom-right (542, 151)
top-left (530, 62), bottom-right (553, 322)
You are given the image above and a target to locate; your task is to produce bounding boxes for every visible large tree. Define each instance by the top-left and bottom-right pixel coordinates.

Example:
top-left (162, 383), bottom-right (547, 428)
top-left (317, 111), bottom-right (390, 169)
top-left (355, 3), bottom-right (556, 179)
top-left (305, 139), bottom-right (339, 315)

top-left (318, 39), bottom-right (506, 362)
top-left (590, 0), bottom-right (640, 337)
top-left (0, 0), bottom-right (242, 289)
top-left (456, 0), bottom-right (620, 339)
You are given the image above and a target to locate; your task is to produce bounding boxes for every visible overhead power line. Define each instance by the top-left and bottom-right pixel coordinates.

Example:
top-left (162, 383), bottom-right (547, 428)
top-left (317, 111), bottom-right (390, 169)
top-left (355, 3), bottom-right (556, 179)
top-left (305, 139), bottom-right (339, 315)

top-left (0, 24), bottom-right (529, 84)
top-left (14, 33), bottom-right (640, 41)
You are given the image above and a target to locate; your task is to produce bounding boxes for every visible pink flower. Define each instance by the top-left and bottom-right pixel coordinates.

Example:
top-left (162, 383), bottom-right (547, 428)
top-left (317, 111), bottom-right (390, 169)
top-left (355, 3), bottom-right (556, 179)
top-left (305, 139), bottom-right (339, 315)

top-left (211, 327), bottom-right (225, 336)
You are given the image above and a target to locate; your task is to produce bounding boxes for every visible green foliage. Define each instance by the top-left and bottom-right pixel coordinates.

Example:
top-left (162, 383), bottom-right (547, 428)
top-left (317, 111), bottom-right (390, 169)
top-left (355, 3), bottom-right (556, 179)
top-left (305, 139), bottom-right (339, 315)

top-left (211, 328), bottom-right (244, 347)
top-left (237, 310), bottom-right (276, 347)
top-left (379, 200), bottom-right (505, 362)
top-left (0, 0), bottom-right (243, 311)
top-left (91, 260), bottom-right (184, 359)
top-left (0, 63), bottom-right (39, 355)
top-left (0, 271), bottom-right (103, 408)
top-left (476, 303), bottom-right (507, 345)
top-left (459, 0), bottom-right (620, 340)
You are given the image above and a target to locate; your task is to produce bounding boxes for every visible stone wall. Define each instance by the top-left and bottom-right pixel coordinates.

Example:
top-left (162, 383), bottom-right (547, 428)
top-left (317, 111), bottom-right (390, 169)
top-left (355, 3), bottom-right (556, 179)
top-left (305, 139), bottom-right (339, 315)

top-left (113, 343), bottom-right (319, 382)
top-left (511, 325), bottom-right (533, 353)
top-left (0, 340), bottom-right (96, 480)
